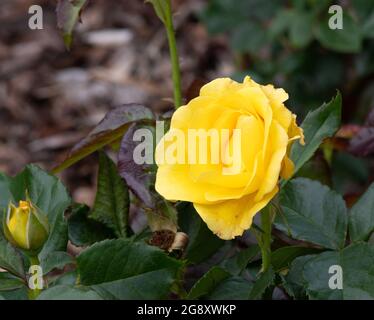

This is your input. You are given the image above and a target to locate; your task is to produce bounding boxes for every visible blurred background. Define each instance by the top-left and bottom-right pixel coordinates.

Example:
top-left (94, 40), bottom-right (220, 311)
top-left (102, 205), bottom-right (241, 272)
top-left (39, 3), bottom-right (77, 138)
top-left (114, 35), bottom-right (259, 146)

top-left (0, 0), bottom-right (373, 204)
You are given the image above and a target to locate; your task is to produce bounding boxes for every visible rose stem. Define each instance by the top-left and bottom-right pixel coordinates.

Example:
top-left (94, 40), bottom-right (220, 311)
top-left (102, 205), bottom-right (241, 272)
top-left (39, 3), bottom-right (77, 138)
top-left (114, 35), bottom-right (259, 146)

top-left (260, 204), bottom-right (274, 273)
top-left (164, 0), bottom-right (182, 109)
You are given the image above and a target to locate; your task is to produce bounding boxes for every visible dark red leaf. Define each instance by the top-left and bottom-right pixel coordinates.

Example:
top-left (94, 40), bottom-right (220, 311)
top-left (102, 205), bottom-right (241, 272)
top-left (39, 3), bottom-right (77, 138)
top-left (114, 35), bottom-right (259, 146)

top-left (118, 121), bottom-right (178, 232)
top-left (52, 104), bottom-right (154, 173)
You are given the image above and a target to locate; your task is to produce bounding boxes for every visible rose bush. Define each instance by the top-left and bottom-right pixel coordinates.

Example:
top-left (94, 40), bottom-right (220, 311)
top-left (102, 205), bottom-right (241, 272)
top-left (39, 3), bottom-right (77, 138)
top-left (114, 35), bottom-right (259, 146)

top-left (155, 77), bottom-right (304, 239)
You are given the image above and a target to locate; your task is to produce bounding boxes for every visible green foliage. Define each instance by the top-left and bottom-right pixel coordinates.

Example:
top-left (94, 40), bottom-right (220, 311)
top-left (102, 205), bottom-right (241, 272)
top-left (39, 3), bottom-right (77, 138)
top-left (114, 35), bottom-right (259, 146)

top-left (248, 267), bottom-right (275, 300)
top-left (178, 202), bottom-right (224, 264)
top-left (77, 239), bottom-right (184, 299)
top-left (77, 239), bottom-right (182, 284)
top-left (0, 273), bottom-right (25, 291)
top-left (271, 246), bottom-right (322, 272)
top-left (201, 0), bottom-right (374, 113)
top-left (145, 0), bottom-right (170, 24)
top-left (67, 204), bottom-right (115, 246)
top-left (188, 265), bottom-right (275, 300)
top-left (1, 89), bottom-right (373, 300)
top-left (41, 251), bottom-right (74, 275)
top-left (188, 266), bottom-right (231, 299)
top-left (0, 238), bottom-right (25, 278)
top-left (231, 22), bottom-right (267, 54)
top-left (90, 152), bottom-right (130, 238)
top-left (207, 276), bottom-right (254, 300)
top-left (276, 177), bottom-right (374, 300)
top-left (38, 285), bottom-right (102, 300)
top-left (275, 178), bottom-right (348, 250)
top-left (220, 245), bottom-right (260, 275)
top-left (303, 243), bottom-right (374, 299)
top-left (290, 92), bottom-right (342, 177)
top-left (315, 13), bottom-right (362, 53)
top-left (288, 9), bottom-right (314, 49)
top-left (282, 255), bottom-right (316, 299)
top-left (349, 183), bottom-right (374, 242)
top-left (0, 287), bottom-right (28, 300)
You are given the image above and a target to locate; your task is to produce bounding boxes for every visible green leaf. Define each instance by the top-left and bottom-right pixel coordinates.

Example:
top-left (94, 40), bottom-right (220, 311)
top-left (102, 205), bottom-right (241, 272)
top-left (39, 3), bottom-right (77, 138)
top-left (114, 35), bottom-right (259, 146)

top-left (303, 243), bottom-right (374, 299)
top-left (248, 267), bottom-right (275, 300)
top-left (351, 0), bottom-right (374, 37)
top-left (220, 245), bottom-right (260, 275)
top-left (92, 269), bottom-right (177, 300)
top-left (189, 258), bottom-right (279, 300)
top-left (52, 104), bottom-right (154, 174)
top-left (207, 276), bottom-right (254, 300)
top-left (352, 0), bottom-right (374, 21)
top-left (145, 0), bottom-right (169, 24)
top-left (199, 0), bottom-right (245, 34)
top-left (77, 239), bottom-right (183, 299)
top-left (349, 183), bottom-right (374, 242)
top-left (0, 286), bottom-right (28, 300)
top-left (0, 165), bottom-right (71, 265)
top-left (363, 12), bottom-right (374, 38)
top-left (0, 273), bottom-right (25, 291)
top-left (38, 212), bottom-right (68, 263)
top-left (67, 204), bottom-right (115, 246)
top-left (230, 22), bottom-right (267, 54)
top-left (275, 178), bottom-right (347, 250)
top-left (282, 254), bottom-right (317, 299)
top-left (271, 246), bottom-right (322, 272)
top-left (290, 92), bottom-right (342, 177)
top-left (38, 285), bottom-right (102, 300)
top-left (188, 267), bottom-right (230, 299)
top-left (56, 0), bottom-right (88, 49)
top-left (269, 9), bottom-right (292, 38)
top-left (40, 251), bottom-right (74, 275)
top-left (289, 10), bottom-right (314, 48)
top-left (77, 239), bottom-right (182, 284)
top-left (315, 13), bottom-right (362, 53)
top-left (0, 238), bottom-right (25, 278)
top-left (178, 202), bottom-right (224, 264)
top-left (90, 152), bottom-right (129, 238)
top-left (51, 271), bottom-right (78, 286)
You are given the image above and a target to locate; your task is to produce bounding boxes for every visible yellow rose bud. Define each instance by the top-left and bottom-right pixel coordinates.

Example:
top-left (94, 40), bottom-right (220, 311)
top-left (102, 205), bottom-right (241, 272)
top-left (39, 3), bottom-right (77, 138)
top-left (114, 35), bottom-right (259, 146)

top-left (3, 199), bottom-right (49, 251)
top-left (155, 76), bottom-right (304, 240)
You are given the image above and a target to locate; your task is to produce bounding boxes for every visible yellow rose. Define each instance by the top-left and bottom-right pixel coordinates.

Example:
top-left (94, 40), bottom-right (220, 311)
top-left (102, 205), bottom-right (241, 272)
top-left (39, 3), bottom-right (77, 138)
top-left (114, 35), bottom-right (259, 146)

top-left (3, 199), bottom-right (49, 251)
top-left (155, 76), bottom-right (304, 240)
